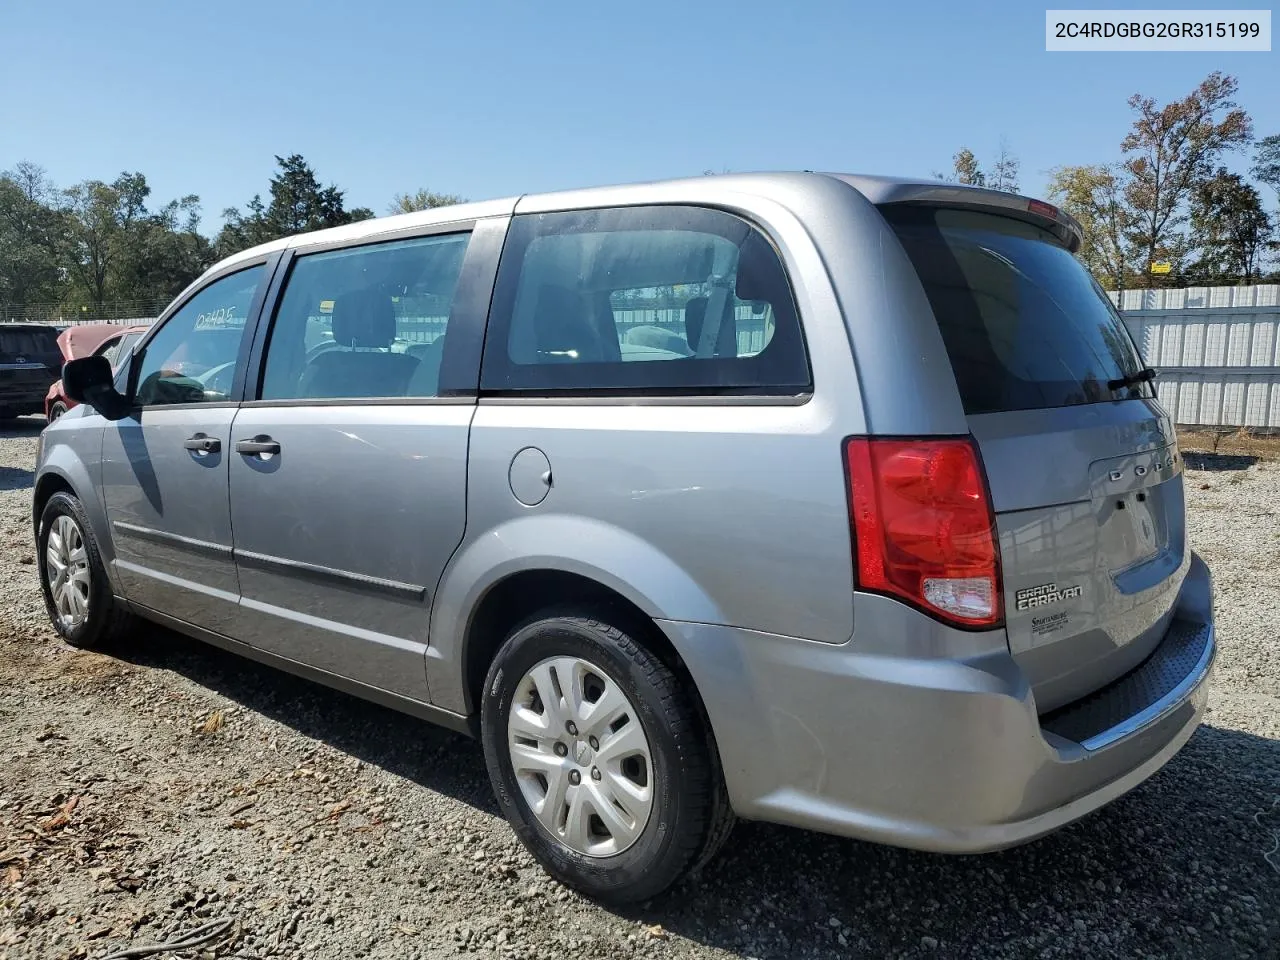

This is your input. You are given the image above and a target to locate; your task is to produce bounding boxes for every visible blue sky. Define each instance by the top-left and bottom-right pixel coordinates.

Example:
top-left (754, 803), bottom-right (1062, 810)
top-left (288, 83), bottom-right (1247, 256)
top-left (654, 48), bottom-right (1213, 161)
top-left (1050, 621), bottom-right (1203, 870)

top-left (3, 0), bottom-right (1276, 233)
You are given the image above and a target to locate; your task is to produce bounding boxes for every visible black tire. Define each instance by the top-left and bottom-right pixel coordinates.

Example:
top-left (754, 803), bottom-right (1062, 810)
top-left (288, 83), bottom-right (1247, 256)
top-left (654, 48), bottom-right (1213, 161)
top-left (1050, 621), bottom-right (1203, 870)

top-left (48, 401), bottom-right (68, 422)
top-left (36, 491), bottom-right (135, 649)
top-left (481, 608), bottom-right (729, 904)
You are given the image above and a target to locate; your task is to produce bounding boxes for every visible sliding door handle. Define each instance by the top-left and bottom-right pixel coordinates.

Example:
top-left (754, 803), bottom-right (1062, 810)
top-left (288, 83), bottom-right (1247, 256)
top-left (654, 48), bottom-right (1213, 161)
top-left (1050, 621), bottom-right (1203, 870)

top-left (183, 433), bottom-right (220, 453)
top-left (235, 437), bottom-right (281, 456)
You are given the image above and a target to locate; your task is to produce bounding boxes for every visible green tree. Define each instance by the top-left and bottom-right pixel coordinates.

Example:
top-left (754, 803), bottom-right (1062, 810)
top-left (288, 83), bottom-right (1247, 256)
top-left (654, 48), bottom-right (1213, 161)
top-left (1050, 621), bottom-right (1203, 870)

top-left (1121, 72), bottom-right (1253, 287)
top-left (60, 178), bottom-right (129, 311)
top-left (951, 148), bottom-right (985, 186)
top-left (264, 154), bottom-right (365, 235)
top-left (217, 155), bottom-right (375, 257)
top-left (1188, 168), bottom-right (1274, 283)
top-left (60, 172), bottom-right (212, 312)
top-left (989, 141), bottom-right (1021, 194)
top-left (936, 144), bottom-right (1021, 192)
top-left (388, 188), bottom-right (466, 215)
top-left (1252, 134), bottom-right (1280, 204)
top-left (0, 162), bottom-right (65, 309)
top-left (216, 194), bottom-right (273, 258)
top-left (1049, 164), bottom-right (1136, 292)
top-left (122, 195), bottom-right (214, 303)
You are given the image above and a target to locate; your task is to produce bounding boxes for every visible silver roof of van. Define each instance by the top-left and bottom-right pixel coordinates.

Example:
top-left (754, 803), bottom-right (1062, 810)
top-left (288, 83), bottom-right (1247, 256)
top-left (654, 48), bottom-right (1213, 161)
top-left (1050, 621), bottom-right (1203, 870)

top-left (214, 171), bottom-right (1082, 273)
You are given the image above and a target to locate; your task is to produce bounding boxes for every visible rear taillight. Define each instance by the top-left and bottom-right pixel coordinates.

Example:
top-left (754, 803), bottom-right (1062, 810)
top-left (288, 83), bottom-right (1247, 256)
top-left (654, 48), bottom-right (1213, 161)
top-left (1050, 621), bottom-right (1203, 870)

top-left (844, 437), bottom-right (1003, 628)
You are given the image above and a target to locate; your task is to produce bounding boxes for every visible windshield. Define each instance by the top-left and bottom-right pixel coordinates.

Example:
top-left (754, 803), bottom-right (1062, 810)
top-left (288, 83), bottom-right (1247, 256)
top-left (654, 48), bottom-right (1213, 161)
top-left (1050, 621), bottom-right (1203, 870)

top-left (882, 207), bottom-right (1151, 415)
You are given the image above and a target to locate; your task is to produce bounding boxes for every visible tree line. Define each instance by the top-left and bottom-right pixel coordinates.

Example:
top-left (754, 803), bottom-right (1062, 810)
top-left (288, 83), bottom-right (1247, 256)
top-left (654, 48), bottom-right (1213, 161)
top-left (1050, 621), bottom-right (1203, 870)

top-left (930, 73), bottom-right (1275, 290)
top-left (1046, 72), bottom-right (1275, 289)
top-left (0, 154), bottom-right (464, 320)
top-left (3, 72), bottom-right (1277, 322)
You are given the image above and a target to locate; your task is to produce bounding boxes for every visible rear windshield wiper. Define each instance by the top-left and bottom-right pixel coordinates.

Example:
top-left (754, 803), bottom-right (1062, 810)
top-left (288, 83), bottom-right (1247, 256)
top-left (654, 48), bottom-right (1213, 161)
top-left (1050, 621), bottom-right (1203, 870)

top-left (1107, 367), bottom-right (1156, 391)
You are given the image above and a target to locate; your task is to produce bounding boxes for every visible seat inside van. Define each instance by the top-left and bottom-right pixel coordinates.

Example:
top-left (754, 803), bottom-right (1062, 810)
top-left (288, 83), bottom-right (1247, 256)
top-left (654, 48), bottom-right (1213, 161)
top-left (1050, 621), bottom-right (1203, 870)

top-left (405, 337), bottom-right (446, 395)
top-left (297, 289), bottom-right (419, 398)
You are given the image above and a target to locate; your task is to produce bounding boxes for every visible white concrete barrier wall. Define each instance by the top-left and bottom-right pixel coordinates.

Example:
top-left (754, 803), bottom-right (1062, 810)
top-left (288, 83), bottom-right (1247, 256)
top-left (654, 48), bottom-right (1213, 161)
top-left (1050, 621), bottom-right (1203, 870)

top-left (1110, 285), bottom-right (1280, 429)
top-left (15, 289), bottom-right (1280, 428)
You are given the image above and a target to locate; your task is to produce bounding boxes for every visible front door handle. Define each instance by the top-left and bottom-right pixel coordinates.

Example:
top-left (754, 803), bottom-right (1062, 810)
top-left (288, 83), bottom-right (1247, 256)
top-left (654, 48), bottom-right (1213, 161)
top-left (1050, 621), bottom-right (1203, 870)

top-left (235, 437), bottom-right (281, 456)
top-left (183, 433), bottom-right (220, 453)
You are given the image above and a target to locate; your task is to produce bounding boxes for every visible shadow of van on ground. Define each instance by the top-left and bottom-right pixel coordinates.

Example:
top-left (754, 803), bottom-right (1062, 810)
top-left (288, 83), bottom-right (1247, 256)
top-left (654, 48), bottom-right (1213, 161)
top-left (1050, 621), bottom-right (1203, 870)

top-left (0, 464), bottom-right (34, 491)
top-left (0, 415), bottom-right (46, 439)
top-left (1183, 452), bottom-right (1259, 472)
top-left (104, 623), bottom-right (1280, 959)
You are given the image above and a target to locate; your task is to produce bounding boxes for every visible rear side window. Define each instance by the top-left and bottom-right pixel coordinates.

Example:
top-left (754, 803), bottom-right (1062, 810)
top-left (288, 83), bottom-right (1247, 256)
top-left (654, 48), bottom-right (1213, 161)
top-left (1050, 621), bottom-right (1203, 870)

top-left (883, 207), bottom-right (1151, 415)
top-left (114, 332), bottom-right (143, 366)
top-left (100, 331), bottom-right (142, 368)
top-left (481, 206), bottom-right (809, 395)
top-left (96, 334), bottom-right (127, 366)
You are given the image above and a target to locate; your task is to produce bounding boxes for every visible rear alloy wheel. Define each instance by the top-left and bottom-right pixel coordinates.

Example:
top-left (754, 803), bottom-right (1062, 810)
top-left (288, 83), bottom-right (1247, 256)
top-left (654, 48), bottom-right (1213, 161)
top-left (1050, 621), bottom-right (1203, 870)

top-left (481, 609), bottom-right (731, 904)
top-left (37, 491), bottom-right (134, 649)
top-left (507, 655), bottom-right (655, 857)
top-left (48, 401), bottom-right (68, 422)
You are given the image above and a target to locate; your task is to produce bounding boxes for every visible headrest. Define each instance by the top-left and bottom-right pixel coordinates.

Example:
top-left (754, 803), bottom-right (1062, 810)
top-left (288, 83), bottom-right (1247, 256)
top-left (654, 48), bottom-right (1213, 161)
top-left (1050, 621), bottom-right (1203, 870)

top-left (331, 289), bottom-right (395, 348)
top-left (533, 284), bottom-right (600, 360)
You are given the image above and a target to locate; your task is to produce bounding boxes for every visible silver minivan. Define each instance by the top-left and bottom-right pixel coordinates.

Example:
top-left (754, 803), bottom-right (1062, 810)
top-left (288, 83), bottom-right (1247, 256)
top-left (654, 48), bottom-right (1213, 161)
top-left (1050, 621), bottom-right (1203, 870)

top-left (34, 173), bottom-right (1216, 903)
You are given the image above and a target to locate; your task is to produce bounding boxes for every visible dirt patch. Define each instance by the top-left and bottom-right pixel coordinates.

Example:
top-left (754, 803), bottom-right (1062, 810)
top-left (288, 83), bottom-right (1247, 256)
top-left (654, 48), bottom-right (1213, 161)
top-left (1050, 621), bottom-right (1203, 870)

top-left (1178, 427), bottom-right (1280, 462)
top-left (2, 417), bottom-right (1278, 959)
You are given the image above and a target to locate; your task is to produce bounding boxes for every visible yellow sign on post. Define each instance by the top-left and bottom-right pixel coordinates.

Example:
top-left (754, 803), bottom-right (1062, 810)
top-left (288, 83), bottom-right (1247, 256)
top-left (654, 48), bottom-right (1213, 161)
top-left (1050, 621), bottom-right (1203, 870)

top-left (1150, 261), bottom-right (1172, 275)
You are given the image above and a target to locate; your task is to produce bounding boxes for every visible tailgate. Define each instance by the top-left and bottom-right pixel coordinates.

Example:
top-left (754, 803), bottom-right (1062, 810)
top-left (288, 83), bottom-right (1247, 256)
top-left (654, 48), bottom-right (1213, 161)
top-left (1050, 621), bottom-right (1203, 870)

top-left (0, 361), bottom-right (55, 399)
top-left (973, 404), bottom-right (1187, 710)
top-left (882, 203), bottom-right (1186, 712)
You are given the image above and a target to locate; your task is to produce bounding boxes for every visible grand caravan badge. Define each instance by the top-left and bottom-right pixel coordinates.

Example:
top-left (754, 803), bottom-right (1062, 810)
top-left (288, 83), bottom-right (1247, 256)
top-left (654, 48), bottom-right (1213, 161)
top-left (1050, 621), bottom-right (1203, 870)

top-left (1015, 581), bottom-right (1083, 611)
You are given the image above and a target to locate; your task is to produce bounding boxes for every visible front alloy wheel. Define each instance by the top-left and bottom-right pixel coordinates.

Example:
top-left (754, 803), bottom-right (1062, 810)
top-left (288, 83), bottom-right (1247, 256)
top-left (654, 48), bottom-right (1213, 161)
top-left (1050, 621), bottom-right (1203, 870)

top-left (37, 490), bottom-right (134, 649)
top-left (45, 514), bottom-right (91, 628)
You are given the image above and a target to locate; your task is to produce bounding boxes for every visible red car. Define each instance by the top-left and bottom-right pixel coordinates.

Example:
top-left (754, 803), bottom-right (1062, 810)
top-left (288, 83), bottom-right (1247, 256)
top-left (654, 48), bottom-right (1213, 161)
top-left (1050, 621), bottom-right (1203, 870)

top-left (45, 323), bottom-right (150, 421)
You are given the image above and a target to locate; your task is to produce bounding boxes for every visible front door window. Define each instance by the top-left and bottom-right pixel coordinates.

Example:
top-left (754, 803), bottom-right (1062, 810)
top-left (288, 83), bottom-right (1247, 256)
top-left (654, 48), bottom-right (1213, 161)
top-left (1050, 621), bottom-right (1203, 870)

top-left (134, 266), bottom-right (263, 406)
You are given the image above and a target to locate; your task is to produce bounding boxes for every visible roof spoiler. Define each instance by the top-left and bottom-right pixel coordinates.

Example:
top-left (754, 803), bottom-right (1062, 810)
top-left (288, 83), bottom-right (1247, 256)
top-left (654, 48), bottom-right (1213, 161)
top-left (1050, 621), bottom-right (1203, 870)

top-left (829, 175), bottom-right (1084, 254)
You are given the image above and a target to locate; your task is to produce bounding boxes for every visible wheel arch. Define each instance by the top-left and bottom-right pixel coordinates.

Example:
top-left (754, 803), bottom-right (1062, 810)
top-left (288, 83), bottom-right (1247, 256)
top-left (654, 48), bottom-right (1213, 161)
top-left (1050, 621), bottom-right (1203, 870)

top-left (460, 569), bottom-right (695, 717)
top-left (453, 565), bottom-right (730, 836)
top-left (427, 515), bottom-right (727, 717)
top-left (32, 469), bottom-right (75, 532)
top-left (32, 452), bottom-right (121, 592)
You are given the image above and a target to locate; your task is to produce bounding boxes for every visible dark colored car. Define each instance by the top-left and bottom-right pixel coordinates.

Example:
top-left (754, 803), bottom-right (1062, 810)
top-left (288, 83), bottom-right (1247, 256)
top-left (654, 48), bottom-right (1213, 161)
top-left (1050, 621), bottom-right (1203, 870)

top-left (0, 323), bottom-right (61, 419)
top-left (45, 324), bottom-right (150, 421)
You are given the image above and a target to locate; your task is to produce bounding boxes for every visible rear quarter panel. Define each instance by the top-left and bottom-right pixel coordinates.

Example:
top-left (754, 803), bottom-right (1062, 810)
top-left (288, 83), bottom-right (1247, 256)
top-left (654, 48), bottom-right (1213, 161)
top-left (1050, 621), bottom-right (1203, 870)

top-left (429, 398), bottom-right (854, 714)
top-left (428, 176), bottom-right (874, 714)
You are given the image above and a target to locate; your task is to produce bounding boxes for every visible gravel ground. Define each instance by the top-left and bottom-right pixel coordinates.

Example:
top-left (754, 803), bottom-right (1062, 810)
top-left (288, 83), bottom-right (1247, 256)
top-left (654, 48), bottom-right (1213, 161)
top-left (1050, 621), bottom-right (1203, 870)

top-left (1, 415), bottom-right (1278, 960)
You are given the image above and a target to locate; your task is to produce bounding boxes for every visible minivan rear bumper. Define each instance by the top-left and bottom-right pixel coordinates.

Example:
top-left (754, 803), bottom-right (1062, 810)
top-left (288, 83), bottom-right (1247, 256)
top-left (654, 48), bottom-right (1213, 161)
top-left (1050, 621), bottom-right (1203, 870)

top-left (658, 551), bottom-right (1215, 853)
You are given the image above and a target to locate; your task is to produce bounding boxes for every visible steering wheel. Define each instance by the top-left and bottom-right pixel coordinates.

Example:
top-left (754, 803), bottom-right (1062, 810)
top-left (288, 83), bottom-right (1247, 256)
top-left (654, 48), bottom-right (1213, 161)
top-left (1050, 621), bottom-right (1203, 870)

top-left (306, 340), bottom-right (338, 362)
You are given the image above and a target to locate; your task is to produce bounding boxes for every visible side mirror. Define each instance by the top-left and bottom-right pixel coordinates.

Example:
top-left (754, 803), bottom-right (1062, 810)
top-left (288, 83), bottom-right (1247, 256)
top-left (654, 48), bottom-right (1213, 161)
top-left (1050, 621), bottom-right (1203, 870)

top-left (62, 356), bottom-right (132, 421)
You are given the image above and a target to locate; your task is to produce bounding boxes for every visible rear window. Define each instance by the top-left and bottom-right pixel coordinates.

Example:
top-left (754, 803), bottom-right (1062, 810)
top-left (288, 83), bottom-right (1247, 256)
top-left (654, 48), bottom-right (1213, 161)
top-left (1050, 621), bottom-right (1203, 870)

top-left (882, 207), bottom-right (1152, 415)
top-left (0, 327), bottom-right (58, 362)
